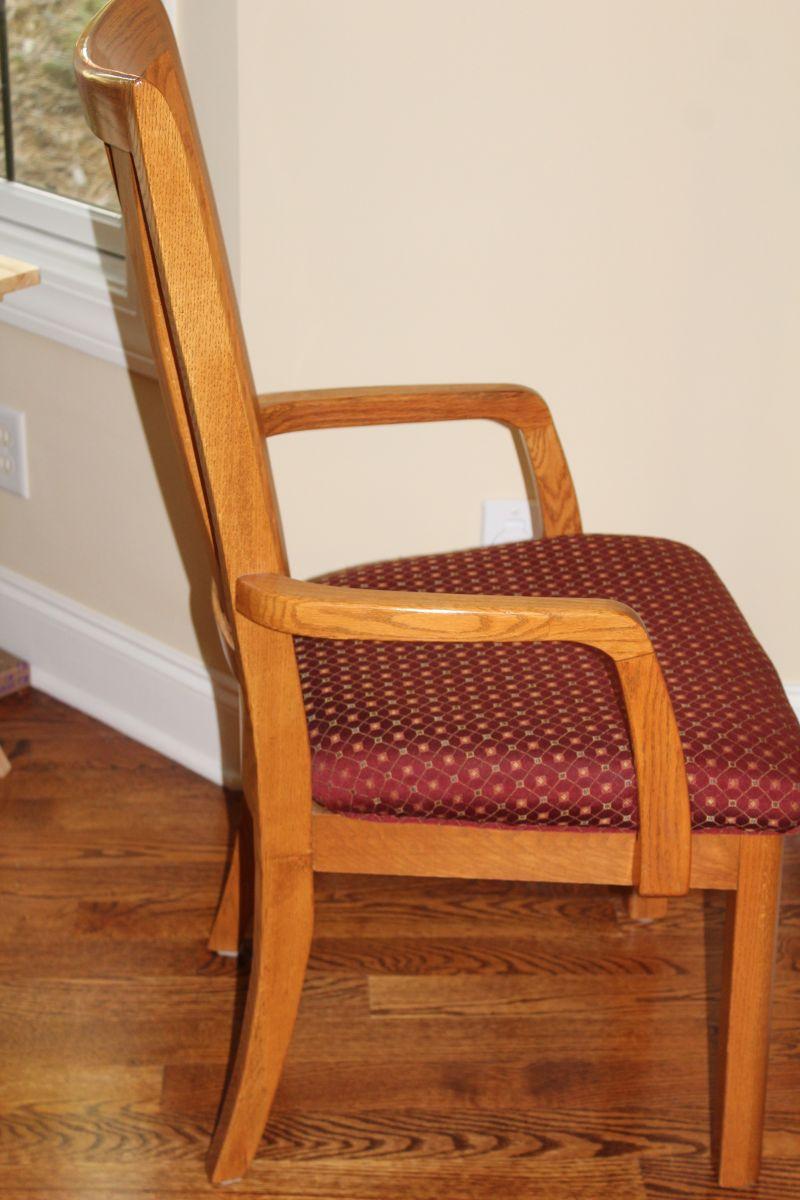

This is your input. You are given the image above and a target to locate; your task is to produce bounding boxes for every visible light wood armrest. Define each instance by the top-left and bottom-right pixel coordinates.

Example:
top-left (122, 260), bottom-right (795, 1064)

top-left (0, 256), bottom-right (40, 300)
top-left (239, 573), bottom-right (647, 656)
top-left (257, 384), bottom-right (582, 537)
top-left (236, 573), bottom-right (691, 897)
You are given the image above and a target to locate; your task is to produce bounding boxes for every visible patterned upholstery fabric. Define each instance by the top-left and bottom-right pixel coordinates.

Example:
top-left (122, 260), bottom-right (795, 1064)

top-left (294, 536), bottom-right (800, 833)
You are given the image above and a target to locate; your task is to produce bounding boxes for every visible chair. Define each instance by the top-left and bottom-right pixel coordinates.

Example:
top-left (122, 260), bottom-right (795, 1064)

top-left (75, 0), bottom-right (800, 1187)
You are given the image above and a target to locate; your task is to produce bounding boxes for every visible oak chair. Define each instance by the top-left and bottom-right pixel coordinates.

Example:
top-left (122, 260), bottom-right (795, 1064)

top-left (75, 0), bottom-right (800, 1188)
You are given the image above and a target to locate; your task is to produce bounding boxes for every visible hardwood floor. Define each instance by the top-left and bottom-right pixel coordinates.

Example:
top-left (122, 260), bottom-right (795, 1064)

top-left (1, 687), bottom-right (800, 1198)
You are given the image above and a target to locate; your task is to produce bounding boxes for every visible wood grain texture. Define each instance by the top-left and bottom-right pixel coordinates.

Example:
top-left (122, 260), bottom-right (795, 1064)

top-left (236, 573), bottom-right (652, 657)
top-left (207, 808), bottom-right (252, 956)
top-left (0, 255), bottom-right (39, 299)
top-left (312, 814), bottom-right (735, 890)
top-left (614, 651), bottom-right (690, 896)
top-left (207, 726), bottom-right (314, 1184)
top-left (77, 1), bottom-right (309, 1179)
top-left (717, 836), bottom-right (783, 1188)
top-left (2, 689), bottom-right (800, 1200)
top-left (258, 383), bottom-right (581, 539)
top-left (71, 0), bottom-right (774, 1185)
top-left (628, 892), bottom-right (669, 921)
top-left (238, 573), bottom-right (691, 896)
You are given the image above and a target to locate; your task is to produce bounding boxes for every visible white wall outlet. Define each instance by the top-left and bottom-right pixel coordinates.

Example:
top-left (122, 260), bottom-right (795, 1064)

top-left (0, 406), bottom-right (30, 498)
top-left (481, 499), bottom-right (533, 546)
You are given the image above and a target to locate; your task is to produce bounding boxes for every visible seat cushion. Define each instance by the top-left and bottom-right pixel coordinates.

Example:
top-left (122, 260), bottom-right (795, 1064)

top-left (294, 535), bottom-right (800, 832)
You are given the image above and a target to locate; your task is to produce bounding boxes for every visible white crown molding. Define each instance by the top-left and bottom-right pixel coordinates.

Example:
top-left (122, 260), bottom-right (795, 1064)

top-left (0, 565), bottom-right (239, 785)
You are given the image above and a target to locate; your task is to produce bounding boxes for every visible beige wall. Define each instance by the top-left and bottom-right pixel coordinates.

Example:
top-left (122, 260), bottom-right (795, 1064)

top-left (1, 0), bottom-right (799, 681)
top-left (0, 324), bottom-right (223, 667)
top-left (240, 0), bottom-right (800, 675)
top-left (0, 0), bottom-right (238, 670)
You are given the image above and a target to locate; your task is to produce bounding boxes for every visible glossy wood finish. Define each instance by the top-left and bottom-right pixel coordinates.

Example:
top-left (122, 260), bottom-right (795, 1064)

top-left (628, 892), bottom-right (669, 921)
top-left (718, 836), bottom-right (784, 1187)
top-left (2, 690), bottom-right (800, 1199)
top-left (207, 808), bottom-right (252, 956)
top-left (77, 6), bottom-right (304, 1177)
top-left (237, 573), bottom-right (651, 654)
top-left (0, 254), bottom-right (39, 299)
top-left (258, 383), bottom-right (581, 539)
top-left (73, 0), bottom-right (777, 1186)
top-left (312, 814), bottom-right (737, 890)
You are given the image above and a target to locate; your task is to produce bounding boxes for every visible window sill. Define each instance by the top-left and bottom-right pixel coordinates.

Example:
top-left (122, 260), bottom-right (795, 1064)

top-left (0, 181), bottom-right (155, 377)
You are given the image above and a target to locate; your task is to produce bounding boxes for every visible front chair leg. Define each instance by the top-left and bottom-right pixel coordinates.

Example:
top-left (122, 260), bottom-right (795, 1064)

top-left (207, 849), bottom-right (314, 1184)
top-left (717, 836), bottom-right (783, 1189)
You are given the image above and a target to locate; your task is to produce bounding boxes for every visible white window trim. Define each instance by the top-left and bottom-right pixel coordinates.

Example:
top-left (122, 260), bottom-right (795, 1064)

top-left (0, 180), bottom-right (155, 375)
top-left (0, 0), bottom-right (180, 376)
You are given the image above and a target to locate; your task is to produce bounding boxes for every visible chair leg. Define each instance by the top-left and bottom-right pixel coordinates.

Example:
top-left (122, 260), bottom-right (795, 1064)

top-left (717, 836), bottom-right (783, 1189)
top-left (628, 890), bottom-right (669, 921)
top-left (208, 814), bottom-right (253, 956)
top-left (207, 848), bottom-right (314, 1185)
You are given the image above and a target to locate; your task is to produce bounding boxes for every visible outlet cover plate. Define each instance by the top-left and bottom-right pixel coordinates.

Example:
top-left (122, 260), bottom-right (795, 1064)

top-left (0, 405), bottom-right (29, 498)
top-left (481, 499), bottom-right (533, 546)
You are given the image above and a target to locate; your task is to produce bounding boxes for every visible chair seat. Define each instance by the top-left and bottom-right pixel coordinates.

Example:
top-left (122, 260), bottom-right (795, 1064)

top-left (295, 535), bottom-right (800, 832)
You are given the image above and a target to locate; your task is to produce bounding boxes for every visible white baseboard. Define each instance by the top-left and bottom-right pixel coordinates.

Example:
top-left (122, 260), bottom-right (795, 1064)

top-left (0, 565), bottom-right (239, 785)
top-left (0, 563), bottom-right (798, 788)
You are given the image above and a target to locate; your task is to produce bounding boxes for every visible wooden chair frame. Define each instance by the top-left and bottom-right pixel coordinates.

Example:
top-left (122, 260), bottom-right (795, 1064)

top-left (76, 1), bottom-right (782, 1188)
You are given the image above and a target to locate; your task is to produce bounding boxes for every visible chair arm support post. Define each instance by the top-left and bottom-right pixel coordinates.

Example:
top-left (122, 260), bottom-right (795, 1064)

top-left (257, 383), bottom-right (582, 537)
top-left (236, 574), bottom-right (691, 896)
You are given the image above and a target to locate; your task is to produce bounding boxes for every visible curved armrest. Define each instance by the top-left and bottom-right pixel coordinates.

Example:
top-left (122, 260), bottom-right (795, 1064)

top-left (237, 573), bottom-right (690, 897)
top-left (259, 383), bottom-right (552, 436)
top-left (239, 573), bottom-right (647, 658)
top-left (257, 384), bottom-right (581, 537)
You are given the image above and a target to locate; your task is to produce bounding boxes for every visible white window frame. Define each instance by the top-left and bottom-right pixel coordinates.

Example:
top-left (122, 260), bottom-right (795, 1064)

top-left (0, 0), bottom-right (179, 376)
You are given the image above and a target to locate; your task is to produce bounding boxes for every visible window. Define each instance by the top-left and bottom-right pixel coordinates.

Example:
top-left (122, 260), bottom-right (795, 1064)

top-left (0, 0), bottom-right (176, 373)
top-left (1, 0), bottom-right (117, 209)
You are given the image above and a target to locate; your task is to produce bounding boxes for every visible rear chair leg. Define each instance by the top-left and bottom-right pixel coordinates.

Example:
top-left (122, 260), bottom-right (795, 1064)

top-left (207, 849), bottom-right (314, 1184)
top-left (717, 836), bottom-right (783, 1189)
top-left (628, 890), bottom-right (669, 921)
top-left (208, 817), bottom-right (253, 956)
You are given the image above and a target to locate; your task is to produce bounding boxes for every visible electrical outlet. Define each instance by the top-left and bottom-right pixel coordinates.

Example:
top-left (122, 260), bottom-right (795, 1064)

top-left (481, 499), bottom-right (533, 545)
top-left (0, 406), bottom-right (29, 498)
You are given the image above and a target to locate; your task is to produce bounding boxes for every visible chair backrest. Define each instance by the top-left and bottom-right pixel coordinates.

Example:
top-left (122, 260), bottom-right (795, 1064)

top-left (75, 0), bottom-right (288, 661)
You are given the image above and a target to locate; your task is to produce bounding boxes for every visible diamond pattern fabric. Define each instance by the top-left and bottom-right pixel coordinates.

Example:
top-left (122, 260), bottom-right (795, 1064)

top-left (294, 535), bottom-right (800, 833)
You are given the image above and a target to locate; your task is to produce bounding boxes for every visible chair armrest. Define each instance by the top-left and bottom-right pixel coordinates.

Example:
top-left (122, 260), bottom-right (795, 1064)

top-left (237, 573), bottom-right (690, 897)
top-left (239, 573), bottom-right (647, 657)
top-left (257, 384), bottom-right (582, 537)
top-left (259, 383), bottom-right (552, 436)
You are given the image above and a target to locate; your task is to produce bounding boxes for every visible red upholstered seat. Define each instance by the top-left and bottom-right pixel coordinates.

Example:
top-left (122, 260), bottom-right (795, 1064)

top-left (295, 535), bottom-right (800, 833)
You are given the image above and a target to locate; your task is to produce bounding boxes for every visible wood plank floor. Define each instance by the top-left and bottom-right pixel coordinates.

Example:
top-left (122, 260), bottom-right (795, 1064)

top-left (2, 687), bottom-right (800, 1198)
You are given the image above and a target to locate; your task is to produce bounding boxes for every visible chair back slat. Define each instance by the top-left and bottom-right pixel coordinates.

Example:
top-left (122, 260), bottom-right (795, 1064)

top-left (76, 0), bottom-right (289, 650)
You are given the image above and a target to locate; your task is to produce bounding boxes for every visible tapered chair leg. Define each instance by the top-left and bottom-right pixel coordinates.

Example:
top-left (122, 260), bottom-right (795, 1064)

top-left (208, 816), bottom-right (253, 955)
top-left (207, 849), bottom-right (314, 1184)
top-left (717, 836), bottom-right (783, 1189)
top-left (628, 890), bottom-right (669, 921)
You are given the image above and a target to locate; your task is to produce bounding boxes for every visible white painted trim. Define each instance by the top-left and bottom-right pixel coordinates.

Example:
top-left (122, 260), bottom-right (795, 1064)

top-left (0, 0), bottom-right (179, 374)
top-left (0, 0), bottom-right (186, 374)
top-left (0, 565), bottom-right (239, 785)
top-left (0, 205), bottom-right (155, 376)
top-left (0, 180), bottom-right (124, 255)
